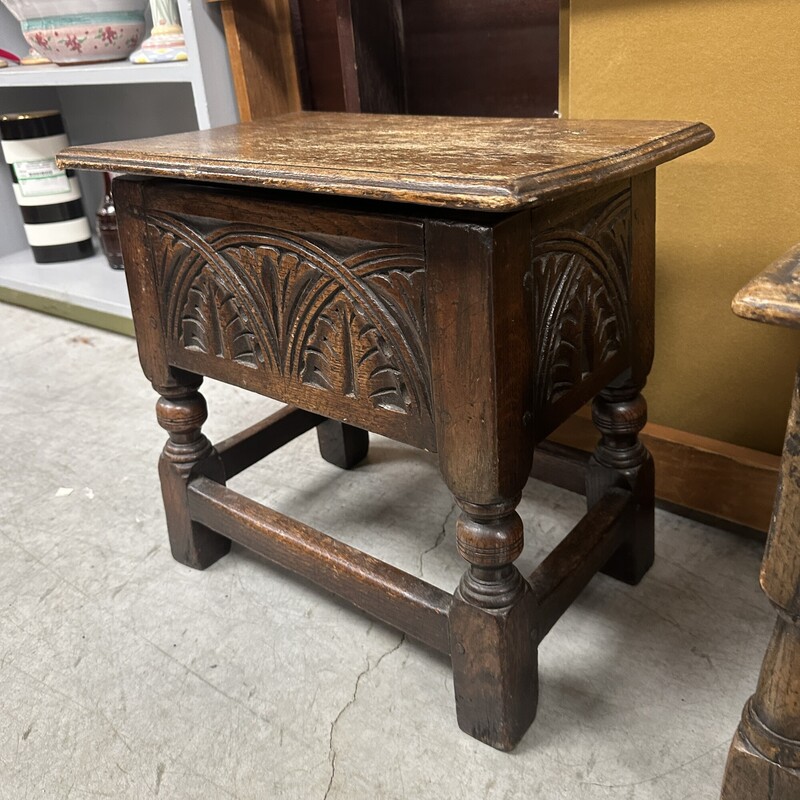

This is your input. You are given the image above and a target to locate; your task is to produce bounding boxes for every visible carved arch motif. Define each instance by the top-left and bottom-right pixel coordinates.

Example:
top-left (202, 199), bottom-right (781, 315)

top-left (532, 190), bottom-right (632, 411)
top-left (146, 213), bottom-right (431, 420)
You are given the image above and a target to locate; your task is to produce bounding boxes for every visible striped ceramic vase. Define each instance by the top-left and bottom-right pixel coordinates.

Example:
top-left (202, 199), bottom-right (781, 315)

top-left (0, 111), bottom-right (93, 263)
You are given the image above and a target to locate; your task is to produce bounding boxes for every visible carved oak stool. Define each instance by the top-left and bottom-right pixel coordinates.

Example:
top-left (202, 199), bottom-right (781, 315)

top-left (722, 245), bottom-right (800, 797)
top-left (60, 113), bottom-right (712, 751)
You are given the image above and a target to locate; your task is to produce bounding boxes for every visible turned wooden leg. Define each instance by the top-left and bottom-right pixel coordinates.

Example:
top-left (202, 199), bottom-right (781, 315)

top-left (586, 377), bottom-right (655, 585)
top-left (722, 617), bottom-right (800, 798)
top-left (155, 370), bottom-right (230, 570)
top-left (316, 419), bottom-right (369, 469)
top-left (448, 495), bottom-right (538, 752)
top-left (721, 371), bottom-right (800, 799)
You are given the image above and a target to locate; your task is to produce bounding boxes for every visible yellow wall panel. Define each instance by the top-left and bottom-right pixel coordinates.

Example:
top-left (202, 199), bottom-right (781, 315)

top-left (565, 0), bottom-right (800, 453)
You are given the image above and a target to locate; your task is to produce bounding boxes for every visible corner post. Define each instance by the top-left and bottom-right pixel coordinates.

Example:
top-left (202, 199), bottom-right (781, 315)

top-left (426, 211), bottom-right (537, 751)
top-left (155, 369), bottom-right (230, 569)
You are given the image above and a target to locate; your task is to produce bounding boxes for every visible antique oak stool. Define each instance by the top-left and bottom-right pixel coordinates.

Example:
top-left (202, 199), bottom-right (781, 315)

top-left (722, 244), bottom-right (800, 798)
top-left (60, 113), bottom-right (713, 751)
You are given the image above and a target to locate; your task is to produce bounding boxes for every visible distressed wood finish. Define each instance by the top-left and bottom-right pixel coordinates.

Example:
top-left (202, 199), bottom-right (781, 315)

top-left (59, 112), bottom-right (713, 211)
top-left (426, 212), bottom-right (537, 749)
top-left (59, 113), bottom-right (712, 751)
top-left (722, 246), bottom-right (800, 799)
top-left (732, 243), bottom-right (800, 330)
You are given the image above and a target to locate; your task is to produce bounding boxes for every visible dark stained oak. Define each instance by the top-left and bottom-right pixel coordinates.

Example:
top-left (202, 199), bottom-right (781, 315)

top-left (722, 245), bottom-right (800, 799)
top-left (59, 112), bottom-right (713, 212)
top-left (315, 420), bottom-right (369, 470)
top-left (60, 113), bottom-right (712, 751)
top-left (216, 405), bottom-right (324, 479)
top-left (529, 487), bottom-right (631, 641)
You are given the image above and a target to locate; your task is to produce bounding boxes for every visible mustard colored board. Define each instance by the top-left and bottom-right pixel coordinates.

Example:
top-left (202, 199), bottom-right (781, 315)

top-left (563, 0), bottom-right (800, 454)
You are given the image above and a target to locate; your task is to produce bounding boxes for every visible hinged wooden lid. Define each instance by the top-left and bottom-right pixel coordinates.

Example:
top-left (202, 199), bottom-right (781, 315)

top-left (59, 112), bottom-right (713, 212)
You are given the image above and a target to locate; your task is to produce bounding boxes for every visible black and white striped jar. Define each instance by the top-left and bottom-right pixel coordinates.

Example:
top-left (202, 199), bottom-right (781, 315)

top-left (0, 111), bottom-right (93, 263)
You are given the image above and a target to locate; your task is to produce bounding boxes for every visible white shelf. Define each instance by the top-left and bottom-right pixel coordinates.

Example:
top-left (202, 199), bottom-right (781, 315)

top-left (0, 246), bottom-right (131, 319)
top-left (0, 59), bottom-right (194, 88)
top-left (0, 0), bottom-right (237, 335)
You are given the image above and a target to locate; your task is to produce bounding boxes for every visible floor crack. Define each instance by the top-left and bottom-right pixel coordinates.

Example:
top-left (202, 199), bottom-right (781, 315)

top-left (419, 501), bottom-right (458, 578)
top-left (323, 634), bottom-right (405, 800)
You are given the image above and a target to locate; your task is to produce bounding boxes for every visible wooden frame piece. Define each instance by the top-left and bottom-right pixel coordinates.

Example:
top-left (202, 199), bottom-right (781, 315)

top-left (213, 0), bottom-right (303, 121)
top-left (529, 487), bottom-right (631, 641)
top-left (190, 413), bottom-right (636, 656)
top-left (216, 404), bottom-right (324, 478)
top-left (188, 474), bottom-right (453, 653)
top-left (548, 408), bottom-right (780, 534)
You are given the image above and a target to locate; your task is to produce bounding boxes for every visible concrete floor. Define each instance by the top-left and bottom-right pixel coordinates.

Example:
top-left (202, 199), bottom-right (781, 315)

top-left (0, 302), bottom-right (774, 799)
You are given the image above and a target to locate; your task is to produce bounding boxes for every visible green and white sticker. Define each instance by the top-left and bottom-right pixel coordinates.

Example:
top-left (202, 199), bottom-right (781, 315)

top-left (13, 158), bottom-right (71, 198)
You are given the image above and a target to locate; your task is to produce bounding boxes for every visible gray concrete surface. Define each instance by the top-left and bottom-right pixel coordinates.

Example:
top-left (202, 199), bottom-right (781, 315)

top-left (0, 303), bottom-right (772, 799)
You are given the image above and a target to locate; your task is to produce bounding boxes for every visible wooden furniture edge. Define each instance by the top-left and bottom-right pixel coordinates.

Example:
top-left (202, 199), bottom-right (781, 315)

top-left (732, 242), bottom-right (800, 329)
top-left (547, 408), bottom-right (779, 534)
top-left (57, 117), bottom-right (714, 213)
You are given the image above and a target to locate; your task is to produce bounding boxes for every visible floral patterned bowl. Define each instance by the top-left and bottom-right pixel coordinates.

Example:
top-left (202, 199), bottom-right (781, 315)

top-left (1, 1), bottom-right (148, 65)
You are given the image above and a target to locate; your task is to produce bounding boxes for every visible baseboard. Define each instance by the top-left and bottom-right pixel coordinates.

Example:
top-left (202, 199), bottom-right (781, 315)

top-left (539, 408), bottom-right (780, 535)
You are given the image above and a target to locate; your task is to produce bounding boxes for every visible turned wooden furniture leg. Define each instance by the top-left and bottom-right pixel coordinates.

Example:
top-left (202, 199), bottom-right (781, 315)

top-left (721, 369), bottom-right (800, 798)
top-left (449, 495), bottom-right (537, 751)
top-left (426, 214), bottom-right (538, 750)
top-left (316, 420), bottom-right (369, 469)
top-left (586, 376), bottom-right (655, 585)
top-left (155, 370), bottom-right (230, 570)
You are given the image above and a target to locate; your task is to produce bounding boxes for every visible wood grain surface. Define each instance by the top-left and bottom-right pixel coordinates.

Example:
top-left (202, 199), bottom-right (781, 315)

top-left (722, 244), bottom-right (800, 798)
top-left (733, 243), bottom-right (800, 329)
top-left (59, 112), bottom-right (713, 211)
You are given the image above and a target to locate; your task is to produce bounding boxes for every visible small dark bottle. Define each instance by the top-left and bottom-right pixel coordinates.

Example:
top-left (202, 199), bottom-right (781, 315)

top-left (97, 172), bottom-right (124, 270)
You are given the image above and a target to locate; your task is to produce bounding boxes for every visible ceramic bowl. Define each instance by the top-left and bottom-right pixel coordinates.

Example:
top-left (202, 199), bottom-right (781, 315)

top-left (1, 1), bottom-right (148, 64)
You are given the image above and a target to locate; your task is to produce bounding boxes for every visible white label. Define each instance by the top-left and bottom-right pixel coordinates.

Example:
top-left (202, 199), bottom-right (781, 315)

top-left (13, 158), bottom-right (71, 198)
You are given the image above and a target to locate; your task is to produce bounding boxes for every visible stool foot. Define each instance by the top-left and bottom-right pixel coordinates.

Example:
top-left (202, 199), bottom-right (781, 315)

top-left (587, 378), bottom-right (654, 585)
top-left (722, 727), bottom-right (800, 799)
top-left (721, 614), bottom-right (800, 798)
top-left (449, 498), bottom-right (538, 751)
top-left (316, 420), bottom-right (369, 469)
top-left (155, 372), bottom-right (230, 570)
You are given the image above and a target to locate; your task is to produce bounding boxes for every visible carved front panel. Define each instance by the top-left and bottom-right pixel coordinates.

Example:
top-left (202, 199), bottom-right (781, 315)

top-left (531, 188), bottom-right (632, 417)
top-left (146, 211), bottom-right (433, 447)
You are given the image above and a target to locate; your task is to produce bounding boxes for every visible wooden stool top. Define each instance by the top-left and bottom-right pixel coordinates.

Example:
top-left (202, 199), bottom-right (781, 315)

top-left (733, 243), bottom-right (800, 329)
top-left (60, 112), bottom-right (713, 212)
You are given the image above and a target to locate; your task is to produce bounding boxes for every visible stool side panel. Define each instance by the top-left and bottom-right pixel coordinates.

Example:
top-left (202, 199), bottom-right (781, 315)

top-left (528, 180), bottom-right (637, 439)
top-left (140, 183), bottom-right (436, 450)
